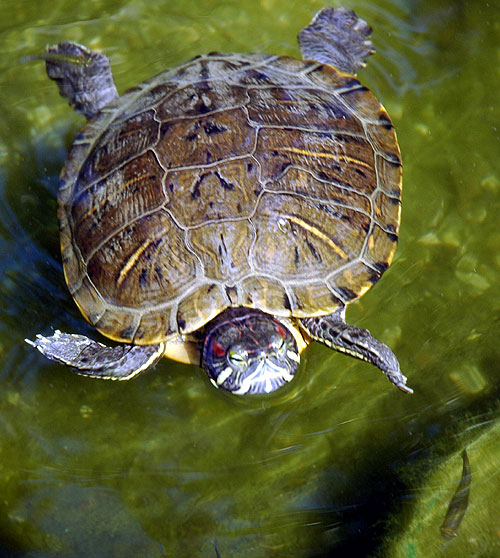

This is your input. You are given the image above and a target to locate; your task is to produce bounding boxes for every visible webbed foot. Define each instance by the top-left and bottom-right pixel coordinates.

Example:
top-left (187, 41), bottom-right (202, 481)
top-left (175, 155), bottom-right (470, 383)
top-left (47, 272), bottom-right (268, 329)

top-left (40, 41), bottom-right (118, 119)
top-left (298, 7), bottom-right (375, 75)
top-left (301, 312), bottom-right (413, 394)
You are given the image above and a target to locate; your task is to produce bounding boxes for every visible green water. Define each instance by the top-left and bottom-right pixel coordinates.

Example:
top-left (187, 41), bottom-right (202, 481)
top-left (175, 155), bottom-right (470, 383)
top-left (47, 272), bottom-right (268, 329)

top-left (1, 0), bottom-right (500, 556)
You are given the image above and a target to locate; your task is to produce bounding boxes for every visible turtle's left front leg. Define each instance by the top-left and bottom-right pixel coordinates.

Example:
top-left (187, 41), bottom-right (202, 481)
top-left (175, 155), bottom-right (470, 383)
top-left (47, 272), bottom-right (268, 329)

top-left (300, 309), bottom-right (413, 393)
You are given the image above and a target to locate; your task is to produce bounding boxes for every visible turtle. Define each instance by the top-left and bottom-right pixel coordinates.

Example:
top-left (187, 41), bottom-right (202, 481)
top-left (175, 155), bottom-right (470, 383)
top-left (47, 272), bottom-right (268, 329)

top-left (26, 7), bottom-right (413, 395)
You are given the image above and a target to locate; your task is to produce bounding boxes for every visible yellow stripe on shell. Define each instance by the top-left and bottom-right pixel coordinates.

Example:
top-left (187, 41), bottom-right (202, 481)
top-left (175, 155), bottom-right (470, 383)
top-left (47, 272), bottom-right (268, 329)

top-left (285, 215), bottom-right (347, 259)
top-left (280, 146), bottom-right (373, 172)
top-left (117, 238), bottom-right (153, 288)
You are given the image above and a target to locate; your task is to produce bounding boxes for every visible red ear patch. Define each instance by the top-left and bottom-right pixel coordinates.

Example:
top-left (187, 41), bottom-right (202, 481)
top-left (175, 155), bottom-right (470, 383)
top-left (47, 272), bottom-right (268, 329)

top-left (275, 323), bottom-right (287, 339)
top-left (212, 340), bottom-right (226, 358)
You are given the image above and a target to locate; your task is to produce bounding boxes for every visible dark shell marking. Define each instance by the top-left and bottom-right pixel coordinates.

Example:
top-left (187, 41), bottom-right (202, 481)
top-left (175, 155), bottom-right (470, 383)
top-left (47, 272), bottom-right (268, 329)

top-left (58, 53), bottom-right (401, 345)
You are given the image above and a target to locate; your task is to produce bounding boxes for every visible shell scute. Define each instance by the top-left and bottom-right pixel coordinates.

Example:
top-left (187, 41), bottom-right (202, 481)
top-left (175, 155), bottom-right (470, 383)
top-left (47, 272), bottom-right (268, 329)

top-left (155, 107), bottom-right (256, 168)
top-left (254, 127), bottom-right (376, 193)
top-left (165, 158), bottom-right (262, 227)
top-left (71, 150), bottom-right (167, 261)
top-left (78, 110), bottom-right (159, 187)
top-left (246, 87), bottom-right (361, 133)
top-left (251, 192), bottom-right (369, 281)
top-left (188, 220), bottom-right (253, 283)
top-left (85, 211), bottom-right (196, 308)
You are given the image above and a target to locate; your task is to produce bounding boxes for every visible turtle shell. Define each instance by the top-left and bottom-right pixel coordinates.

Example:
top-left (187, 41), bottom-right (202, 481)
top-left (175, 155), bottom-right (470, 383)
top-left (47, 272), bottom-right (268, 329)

top-left (59, 53), bottom-right (401, 345)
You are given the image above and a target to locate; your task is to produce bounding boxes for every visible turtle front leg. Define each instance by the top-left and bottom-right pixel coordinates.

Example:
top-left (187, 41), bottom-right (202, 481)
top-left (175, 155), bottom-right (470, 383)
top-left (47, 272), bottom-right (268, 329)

top-left (26, 331), bottom-right (165, 380)
top-left (300, 310), bottom-right (413, 393)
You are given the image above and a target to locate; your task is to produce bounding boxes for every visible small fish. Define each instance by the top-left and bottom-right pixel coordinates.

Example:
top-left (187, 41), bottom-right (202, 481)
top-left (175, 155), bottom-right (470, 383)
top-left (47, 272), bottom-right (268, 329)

top-left (214, 538), bottom-right (221, 558)
top-left (440, 448), bottom-right (471, 540)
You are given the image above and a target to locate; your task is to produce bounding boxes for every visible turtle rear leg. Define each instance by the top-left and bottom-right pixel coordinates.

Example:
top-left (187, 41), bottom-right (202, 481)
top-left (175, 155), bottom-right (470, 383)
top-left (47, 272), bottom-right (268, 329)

top-left (42, 42), bottom-right (118, 119)
top-left (26, 331), bottom-right (165, 380)
top-left (298, 7), bottom-right (375, 75)
top-left (300, 309), bottom-right (413, 393)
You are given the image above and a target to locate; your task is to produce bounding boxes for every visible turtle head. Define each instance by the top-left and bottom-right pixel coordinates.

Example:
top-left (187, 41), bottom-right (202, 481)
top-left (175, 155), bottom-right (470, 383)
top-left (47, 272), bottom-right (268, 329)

top-left (201, 308), bottom-right (300, 395)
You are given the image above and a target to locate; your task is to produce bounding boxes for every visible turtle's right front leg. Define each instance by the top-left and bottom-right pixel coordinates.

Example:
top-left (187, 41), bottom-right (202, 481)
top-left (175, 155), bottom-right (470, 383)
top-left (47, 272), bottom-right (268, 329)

top-left (26, 331), bottom-right (165, 380)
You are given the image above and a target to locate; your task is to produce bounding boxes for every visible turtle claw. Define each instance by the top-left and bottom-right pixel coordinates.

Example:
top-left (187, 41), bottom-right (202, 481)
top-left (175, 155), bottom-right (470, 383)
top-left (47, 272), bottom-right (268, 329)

top-left (25, 330), bottom-right (63, 358)
top-left (26, 329), bottom-right (96, 367)
top-left (386, 371), bottom-right (414, 394)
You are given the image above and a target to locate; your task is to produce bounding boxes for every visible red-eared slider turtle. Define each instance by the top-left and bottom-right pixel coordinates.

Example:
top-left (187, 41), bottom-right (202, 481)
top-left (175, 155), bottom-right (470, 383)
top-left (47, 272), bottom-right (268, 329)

top-left (26, 7), bottom-right (412, 395)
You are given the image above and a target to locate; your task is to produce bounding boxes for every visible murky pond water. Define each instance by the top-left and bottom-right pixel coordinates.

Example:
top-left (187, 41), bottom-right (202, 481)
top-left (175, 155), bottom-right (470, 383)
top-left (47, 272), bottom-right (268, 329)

top-left (1, 0), bottom-right (500, 556)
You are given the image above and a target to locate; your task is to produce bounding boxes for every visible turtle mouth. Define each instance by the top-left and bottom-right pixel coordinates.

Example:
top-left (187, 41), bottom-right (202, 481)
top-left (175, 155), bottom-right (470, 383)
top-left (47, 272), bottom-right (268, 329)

top-left (212, 354), bottom-right (297, 395)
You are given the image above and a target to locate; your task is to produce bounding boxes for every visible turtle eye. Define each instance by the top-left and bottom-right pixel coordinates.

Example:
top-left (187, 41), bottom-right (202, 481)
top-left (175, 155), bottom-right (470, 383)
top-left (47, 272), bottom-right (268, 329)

top-left (228, 349), bottom-right (247, 368)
